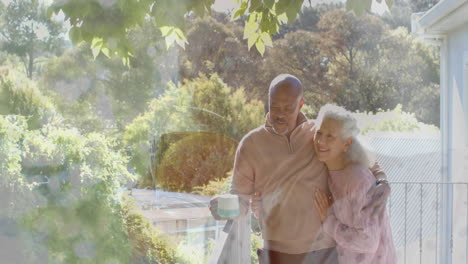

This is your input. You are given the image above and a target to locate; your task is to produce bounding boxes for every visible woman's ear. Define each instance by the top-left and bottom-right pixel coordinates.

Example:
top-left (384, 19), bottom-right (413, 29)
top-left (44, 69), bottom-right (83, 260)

top-left (344, 137), bottom-right (353, 152)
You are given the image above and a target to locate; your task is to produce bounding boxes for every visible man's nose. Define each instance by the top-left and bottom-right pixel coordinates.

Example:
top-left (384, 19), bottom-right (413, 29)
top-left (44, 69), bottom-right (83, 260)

top-left (277, 113), bottom-right (286, 118)
top-left (277, 108), bottom-right (288, 116)
top-left (273, 112), bottom-right (285, 119)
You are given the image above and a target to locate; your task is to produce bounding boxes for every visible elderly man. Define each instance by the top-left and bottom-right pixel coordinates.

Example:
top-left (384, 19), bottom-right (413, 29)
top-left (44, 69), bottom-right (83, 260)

top-left (209, 74), bottom-right (390, 264)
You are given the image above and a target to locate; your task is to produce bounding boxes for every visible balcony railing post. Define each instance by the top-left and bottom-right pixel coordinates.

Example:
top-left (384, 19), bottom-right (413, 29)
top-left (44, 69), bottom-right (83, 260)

top-left (208, 211), bottom-right (251, 264)
top-left (404, 183), bottom-right (407, 264)
top-left (436, 184), bottom-right (439, 264)
top-left (419, 183), bottom-right (423, 264)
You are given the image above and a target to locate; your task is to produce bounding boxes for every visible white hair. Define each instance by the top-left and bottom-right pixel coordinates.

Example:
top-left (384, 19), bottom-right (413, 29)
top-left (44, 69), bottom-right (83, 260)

top-left (316, 104), bottom-right (375, 167)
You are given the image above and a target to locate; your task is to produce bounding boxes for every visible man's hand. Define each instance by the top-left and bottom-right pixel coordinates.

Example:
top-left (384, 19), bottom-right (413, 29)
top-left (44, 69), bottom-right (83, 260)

top-left (362, 181), bottom-right (391, 219)
top-left (370, 161), bottom-right (385, 177)
top-left (251, 192), bottom-right (262, 220)
top-left (209, 195), bottom-right (232, 221)
top-left (314, 190), bottom-right (333, 223)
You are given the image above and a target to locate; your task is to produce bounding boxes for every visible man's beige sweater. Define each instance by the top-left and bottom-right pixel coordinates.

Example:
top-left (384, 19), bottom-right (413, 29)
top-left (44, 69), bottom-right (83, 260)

top-left (230, 112), bottom-right (335, 254)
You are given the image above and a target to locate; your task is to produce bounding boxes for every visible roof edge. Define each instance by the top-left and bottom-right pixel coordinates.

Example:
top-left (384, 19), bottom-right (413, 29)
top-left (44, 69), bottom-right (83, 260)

top-left (412, 0), bottom-right (468, 37)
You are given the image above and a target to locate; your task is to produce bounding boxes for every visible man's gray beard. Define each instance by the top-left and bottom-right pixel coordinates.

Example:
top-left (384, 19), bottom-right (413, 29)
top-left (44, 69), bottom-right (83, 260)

top-left (271, 126), bottom-right (289, 136)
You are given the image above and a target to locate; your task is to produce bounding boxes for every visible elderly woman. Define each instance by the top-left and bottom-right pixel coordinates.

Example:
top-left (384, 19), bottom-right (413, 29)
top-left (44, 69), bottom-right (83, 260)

top-left (313, 104), bottom-right (396, 264)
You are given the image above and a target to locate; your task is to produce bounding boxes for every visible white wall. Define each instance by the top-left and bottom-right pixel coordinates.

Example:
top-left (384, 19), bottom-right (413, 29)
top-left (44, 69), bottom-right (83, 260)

top-left (447, 25), bottom-right (468, 182)
top-left (446, 24), bottom-right (468, 263)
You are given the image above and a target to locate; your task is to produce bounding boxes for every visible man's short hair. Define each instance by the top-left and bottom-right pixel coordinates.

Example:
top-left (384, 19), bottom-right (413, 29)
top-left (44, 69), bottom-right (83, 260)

top-left (268, 74), bottom-right (303, 98)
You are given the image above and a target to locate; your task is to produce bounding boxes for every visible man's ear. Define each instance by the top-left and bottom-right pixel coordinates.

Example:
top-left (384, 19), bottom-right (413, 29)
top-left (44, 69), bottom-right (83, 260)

top-left (299, 98), bottom-right (304, 110)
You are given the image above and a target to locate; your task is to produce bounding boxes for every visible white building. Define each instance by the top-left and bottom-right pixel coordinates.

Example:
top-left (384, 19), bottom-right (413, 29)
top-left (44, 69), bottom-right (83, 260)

top-left (412, 0), bottom-right (468, 263)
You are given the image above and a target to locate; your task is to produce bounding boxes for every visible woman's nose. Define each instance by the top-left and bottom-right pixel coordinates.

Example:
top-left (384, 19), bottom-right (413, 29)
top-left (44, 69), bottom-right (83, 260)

top-left (316, 135), bottom-right (323, 144)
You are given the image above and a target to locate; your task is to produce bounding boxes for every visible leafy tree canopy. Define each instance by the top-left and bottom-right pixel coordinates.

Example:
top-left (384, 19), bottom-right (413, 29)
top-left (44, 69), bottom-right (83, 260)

top-left (49, 0), bottom-right (393, 61)
top-left (0, 0), bottom-right (65, 79)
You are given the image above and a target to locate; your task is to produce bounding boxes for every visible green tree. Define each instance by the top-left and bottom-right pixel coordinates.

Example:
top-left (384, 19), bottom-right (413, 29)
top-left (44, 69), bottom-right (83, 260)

top-left (315, 10), bottom-right (439, 125)
top-left (39, 21), bottom-right (175, 133)
top-left (376, 27), bottom-right (439, 125)
top-left (124, 74), bottom-right (264, 188)
top-left (48, 0), bottom-right (392, 60)
top-left (179, 15), bottom-right (263, 97)
top-left (355, 104), bottom-right (439, 135)
top-left (0, 0), bottom-right (65, 79)
top-left (123, 81), bottom-right (199, 178)
top-left (318, 10), bottom-right (385, 80)
top-left (0, 69), bottom-right (57, 129)
top-left (0, 113), bottom-right (138, 263)
top-left (98, 20), bottom-right (175, 127)
top-left (0, 67), bottom-right (184, 264)
top-left (380, 0), bottom-right (413, 29)
top-left (380, 0), bottom-right (439, 30)
top-left (259, 30), bottom-right (332, 113)
top-left (38, 43), bottom-right (105, 133)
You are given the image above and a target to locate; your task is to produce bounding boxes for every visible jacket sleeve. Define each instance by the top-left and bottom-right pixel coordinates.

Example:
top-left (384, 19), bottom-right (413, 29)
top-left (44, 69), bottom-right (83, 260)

top-left (322, 170), bottom-right (380, 254)
top-left (229, 136), bottom-right (255, 216)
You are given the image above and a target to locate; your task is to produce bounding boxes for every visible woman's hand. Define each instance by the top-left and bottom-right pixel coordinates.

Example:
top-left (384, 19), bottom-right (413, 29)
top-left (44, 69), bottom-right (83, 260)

top-left (314, 190), bottom-right (333, 223)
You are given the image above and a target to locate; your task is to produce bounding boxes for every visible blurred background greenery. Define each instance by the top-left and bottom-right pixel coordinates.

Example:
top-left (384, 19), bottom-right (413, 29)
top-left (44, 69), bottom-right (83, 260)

top-left (0, 0), bottom-right (440, 263)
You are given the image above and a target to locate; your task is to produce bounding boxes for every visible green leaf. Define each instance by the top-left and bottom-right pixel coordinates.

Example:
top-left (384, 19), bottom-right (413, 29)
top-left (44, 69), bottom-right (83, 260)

top-left (68, 27), bottom-right (82, 45)
top-left (247, 33), bottom-right (259, 50)
top-left (91, 45), bottom-right (101, 59)
top-left (277, 13), bottom-right (288, 24)
top-left (385, 0), bottom-right (394, 8)
top-left (260, 32), bottom-right (273, 47)
top-left (285, 0), bottom-right (302, 23)
top-left (90, 38), bottom-right (107, 59)
top-left (101, 47), bottom-right (110, 58)
top-left (160, 26), bottom-right (188, 49)
top-left (255, 39), bottom-right (265, 55)
top-left (346, 0), bottom-right (372, 16)
top-left (174, 28), bottom-right (188, 49)
top-left (243, 15), bottom-right (259, 39)
top-left (193, 0), bottom-right (207, 17)
top-left (232, 1), bottom-right (248, 19)
top-left (275, 0), bottom-right (291, 14)
top-left (264, 0), bottom-right (275, 9)
top-left (160, 26), bottom-right (174, 37)
top-left (233, 8), bottom-right (245, 20)
top-left (261, 11), bottom-right (279, 34)
top-left (46, 6), bottom-right (55, 19)
top-left (249, 0), bottom-right (262, 13)
top-left (91, 37), bottom-right (103, 48)
top-left (122, 56), bottom-right (130, 66)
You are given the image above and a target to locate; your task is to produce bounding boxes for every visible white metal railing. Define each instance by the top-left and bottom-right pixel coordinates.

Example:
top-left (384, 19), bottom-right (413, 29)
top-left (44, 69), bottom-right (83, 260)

top-left (208, 182), bottom-right (468, 264)
top-left (207, 212), bottom-right (251, 264)
top-left (389, 182), bottom-right (468, 264)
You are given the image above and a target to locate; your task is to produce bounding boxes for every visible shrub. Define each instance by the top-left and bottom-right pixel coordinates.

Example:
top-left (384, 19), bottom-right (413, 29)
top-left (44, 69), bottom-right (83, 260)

top-left (0, 70), bottom-right (56, 129)
top-left (192, 172), bottom-right (232, 196)
top-left (121, 194), bottom-right (180, 264)
top-left (0, 114), bottom-right (136, 263)
top-left (154, 131), bottom-right (237, 193)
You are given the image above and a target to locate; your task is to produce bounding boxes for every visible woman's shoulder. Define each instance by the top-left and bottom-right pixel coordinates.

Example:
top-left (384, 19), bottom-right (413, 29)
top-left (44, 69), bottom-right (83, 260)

top-left (345, 163), bottom-right (375, 189)
top-left (348, 163), bottom-right (373, 174)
